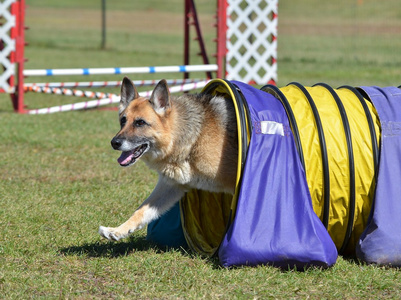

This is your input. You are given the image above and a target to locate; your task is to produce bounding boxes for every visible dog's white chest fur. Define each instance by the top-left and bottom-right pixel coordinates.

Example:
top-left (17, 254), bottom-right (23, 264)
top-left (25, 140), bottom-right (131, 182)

top-left (156, 161), bottom-right (226, 193)
top-left (161, 161), bottom-right (192, 185)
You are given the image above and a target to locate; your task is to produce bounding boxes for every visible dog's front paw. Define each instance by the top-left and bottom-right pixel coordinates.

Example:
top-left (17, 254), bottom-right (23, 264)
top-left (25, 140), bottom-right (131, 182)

top-left (98, 226), bottom-right (127, 241)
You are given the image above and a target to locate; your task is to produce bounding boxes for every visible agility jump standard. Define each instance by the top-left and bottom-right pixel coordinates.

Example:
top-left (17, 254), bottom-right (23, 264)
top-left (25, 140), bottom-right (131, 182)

top-left (1, 0), bottom-right (277, 113)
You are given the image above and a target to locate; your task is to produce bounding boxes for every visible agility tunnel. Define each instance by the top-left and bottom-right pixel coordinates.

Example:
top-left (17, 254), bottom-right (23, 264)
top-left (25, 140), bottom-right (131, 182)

top-left (147, 79), bottom-right (401, 268)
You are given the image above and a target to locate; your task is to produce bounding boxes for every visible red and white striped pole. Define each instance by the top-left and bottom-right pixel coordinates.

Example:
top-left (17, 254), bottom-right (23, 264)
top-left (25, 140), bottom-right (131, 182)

top-left (10, 0), bottom-right (26, 113)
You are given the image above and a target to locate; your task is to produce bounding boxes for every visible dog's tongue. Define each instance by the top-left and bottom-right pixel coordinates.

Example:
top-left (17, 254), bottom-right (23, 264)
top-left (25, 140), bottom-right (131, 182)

top-left (117, 151), bottom-right (134, 165)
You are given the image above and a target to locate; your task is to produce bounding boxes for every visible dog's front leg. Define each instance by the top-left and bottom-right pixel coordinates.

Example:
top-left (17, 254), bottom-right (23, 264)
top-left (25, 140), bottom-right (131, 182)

top-left (99, 177), bottom-right (185, 241)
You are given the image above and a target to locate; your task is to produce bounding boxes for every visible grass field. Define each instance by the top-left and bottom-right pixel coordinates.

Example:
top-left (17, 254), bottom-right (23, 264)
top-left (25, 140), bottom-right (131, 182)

top-left (1, 0), bottom-right (401, 298)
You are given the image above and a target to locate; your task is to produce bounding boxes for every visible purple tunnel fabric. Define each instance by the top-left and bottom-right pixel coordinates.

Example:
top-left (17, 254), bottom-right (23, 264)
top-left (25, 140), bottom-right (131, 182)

top-left (146, 82), bottom-right (401, 268)
top-left (356, 86), bottom-right (401, 266)
top-left (218, 81), bottom-right (337, 268)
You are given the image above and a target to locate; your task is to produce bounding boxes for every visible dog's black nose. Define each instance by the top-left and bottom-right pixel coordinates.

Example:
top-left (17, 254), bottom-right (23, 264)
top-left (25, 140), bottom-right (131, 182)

top-left (111, 137), bottom-right (123, 150)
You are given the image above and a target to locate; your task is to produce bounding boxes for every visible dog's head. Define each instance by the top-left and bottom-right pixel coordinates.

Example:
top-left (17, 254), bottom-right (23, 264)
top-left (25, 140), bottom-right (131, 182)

top-left (111, 77), bottom-right (172, 167)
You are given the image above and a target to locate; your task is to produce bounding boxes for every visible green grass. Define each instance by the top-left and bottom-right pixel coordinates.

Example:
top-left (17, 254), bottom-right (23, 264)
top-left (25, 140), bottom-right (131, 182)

top-left (277, 0), bottom-right (401, 87)
top-left (1, 0), bottom-right (401, 298)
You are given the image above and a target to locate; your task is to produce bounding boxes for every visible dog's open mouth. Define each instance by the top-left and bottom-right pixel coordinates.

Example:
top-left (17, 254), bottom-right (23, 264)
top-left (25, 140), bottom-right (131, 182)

top-left (117, 143), bottom-right (149, 167)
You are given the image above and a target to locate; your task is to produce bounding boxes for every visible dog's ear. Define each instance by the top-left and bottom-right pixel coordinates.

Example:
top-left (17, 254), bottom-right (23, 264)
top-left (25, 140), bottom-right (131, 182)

top-left (120, 77), bottom-right (139, 113)
top-left (149, 79), bottom-right (171, 114)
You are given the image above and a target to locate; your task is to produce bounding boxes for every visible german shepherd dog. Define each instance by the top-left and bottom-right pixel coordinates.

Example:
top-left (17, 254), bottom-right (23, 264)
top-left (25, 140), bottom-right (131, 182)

top-left (99, 77), bottom-right (238, 241)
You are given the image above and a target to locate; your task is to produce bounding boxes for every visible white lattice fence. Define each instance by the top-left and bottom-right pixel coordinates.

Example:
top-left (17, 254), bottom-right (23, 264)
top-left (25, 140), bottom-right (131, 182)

top-left (0, 0), bottom-right (16, 93)
top-left (226, 0), bottom-right (277, 85)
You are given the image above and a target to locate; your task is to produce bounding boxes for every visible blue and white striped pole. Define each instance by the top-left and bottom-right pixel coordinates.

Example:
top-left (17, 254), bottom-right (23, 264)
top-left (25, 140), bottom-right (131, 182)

top-left (23, 64), bottom-right (218, 77)
top-left (23, 78), bottom-right (204, 89)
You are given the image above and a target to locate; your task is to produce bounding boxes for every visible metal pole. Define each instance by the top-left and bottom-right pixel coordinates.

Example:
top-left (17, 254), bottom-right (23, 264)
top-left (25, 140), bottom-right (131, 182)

top-left (184, 0), bottom-right (190, 79)
top-left (216, 0), bottom-right (227, 79)
top-left (101, 0), bottom-right (106, 49)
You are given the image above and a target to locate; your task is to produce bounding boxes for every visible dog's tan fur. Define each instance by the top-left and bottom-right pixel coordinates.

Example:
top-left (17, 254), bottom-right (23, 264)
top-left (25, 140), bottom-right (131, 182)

top-left (99, 77), bottom-right (237, 241)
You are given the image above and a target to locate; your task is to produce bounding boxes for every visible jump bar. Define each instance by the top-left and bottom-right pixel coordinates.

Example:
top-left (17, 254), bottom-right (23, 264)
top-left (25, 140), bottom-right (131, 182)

top-left (27, 80), bottom-right (209, 114)
top-left (23, 65), bottom-right (218, 77)
top-left (23, 78), bottom-right (204, 89)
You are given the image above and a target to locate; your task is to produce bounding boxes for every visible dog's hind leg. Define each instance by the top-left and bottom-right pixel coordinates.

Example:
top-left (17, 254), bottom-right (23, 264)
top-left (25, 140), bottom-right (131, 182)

top-left (99, 177), bottom-right (185, 241)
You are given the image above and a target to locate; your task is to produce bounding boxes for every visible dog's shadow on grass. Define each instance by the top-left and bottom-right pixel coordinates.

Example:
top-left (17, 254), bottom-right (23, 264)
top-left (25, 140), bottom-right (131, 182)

top-left (59, 236), bottom-right (222, 268)
top-left (59, 236), bottom-right (194, 260)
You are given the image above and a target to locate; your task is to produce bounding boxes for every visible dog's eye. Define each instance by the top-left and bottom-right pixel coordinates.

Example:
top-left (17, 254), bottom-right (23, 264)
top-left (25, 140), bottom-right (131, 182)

top-left (134, 119), bottom-right (147, 127)
top-left (120, 116), bottom-right (127, 128)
